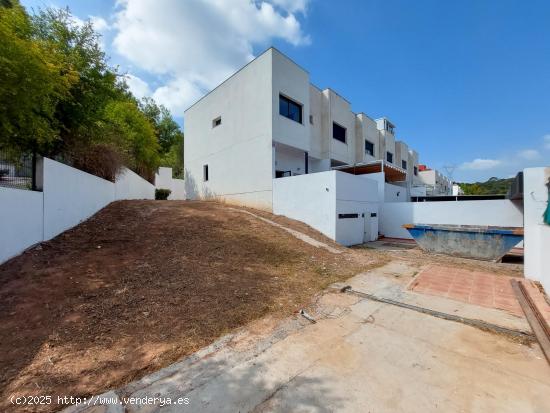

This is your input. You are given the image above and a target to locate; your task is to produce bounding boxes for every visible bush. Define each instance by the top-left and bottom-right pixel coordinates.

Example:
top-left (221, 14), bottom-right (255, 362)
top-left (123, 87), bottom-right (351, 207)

top-left (155, 188), bottom-right (171, 200)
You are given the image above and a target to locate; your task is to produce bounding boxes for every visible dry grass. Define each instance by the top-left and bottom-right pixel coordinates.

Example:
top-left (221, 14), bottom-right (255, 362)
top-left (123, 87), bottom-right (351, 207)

top-left (0, 200), bottom-right (381, 412)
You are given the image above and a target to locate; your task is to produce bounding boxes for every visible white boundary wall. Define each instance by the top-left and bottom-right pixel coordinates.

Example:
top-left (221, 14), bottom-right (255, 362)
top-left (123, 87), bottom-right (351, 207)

top-left (273, 171), bottom-right (379, 246)
top-left (115, 167), bottom-right (155, 200)
top-left (523, 167), bottom-right (550, 290)
top-left (43, 158), bottom-right (116, 240)
top-left (0, 158), bottom-right (155, 263)
top-left (0, 187), bottom-right (44, 263)
top-left (379, 200), bottom-right (524, 239)
top-left (155, 167), bottom-right (186, 200)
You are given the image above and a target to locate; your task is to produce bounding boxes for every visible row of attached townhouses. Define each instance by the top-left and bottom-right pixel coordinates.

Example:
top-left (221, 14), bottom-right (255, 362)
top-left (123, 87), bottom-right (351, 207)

top-left (184, 48), bottom-right (450, 242)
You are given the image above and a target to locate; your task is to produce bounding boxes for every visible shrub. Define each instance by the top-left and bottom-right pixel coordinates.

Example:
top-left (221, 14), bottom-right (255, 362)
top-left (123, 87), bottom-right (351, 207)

top-left (155, 188), bottom-right (171, 200)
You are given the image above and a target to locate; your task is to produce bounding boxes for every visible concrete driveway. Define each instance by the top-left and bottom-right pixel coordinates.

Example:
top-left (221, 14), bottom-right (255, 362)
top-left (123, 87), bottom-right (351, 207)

top-left (67, 261), bottom-right (550, 413)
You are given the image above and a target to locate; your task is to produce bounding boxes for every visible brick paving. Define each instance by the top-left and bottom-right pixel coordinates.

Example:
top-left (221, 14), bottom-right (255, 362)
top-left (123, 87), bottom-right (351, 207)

top-left (409, 266), bottom-right (524, 316)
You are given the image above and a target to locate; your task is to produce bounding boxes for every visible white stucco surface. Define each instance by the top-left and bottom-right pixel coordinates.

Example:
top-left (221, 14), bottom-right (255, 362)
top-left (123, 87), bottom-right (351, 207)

top-left (184, 49), bottom-right (273, 210)
top-left (523, 167), bottom-right (550, 290)
top-left (379, 200), bottom-right (524, 239)
top-left (273, 171), bottom-right (379, 246)
top-left (154, 167), bottom-right (186, 200)
top-left (43, 158), bottom-right (115, 240)
top-left (0, 187), bottom-right (43, 263)
top-left (1, 157), bottom-right (162, 264)
top-left (273, 171), bottom-right (337, 240)
top-left (115, 167), bottom-right (155, 200)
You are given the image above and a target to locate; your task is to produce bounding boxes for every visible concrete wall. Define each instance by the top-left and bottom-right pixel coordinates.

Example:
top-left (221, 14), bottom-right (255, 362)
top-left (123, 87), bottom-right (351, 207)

top-left (115, 167), bottom-right (155, 200)
top-left (380, 200), bottom-right (524, 239)
top-left (154, 167), bottom-right (186, 200)
top-left (0, 157), bottom-right (159, 264)
top-left (273, 170), bottom-right (379, 246)
top-left (0, 187), bottom-right (43, 263)
top-left (184, 48), bottom-right (274, 210)
top-left (43, 158), bottom-right (115, 240)
top-left (523, 167), bottom-right (550, 290)
top-left (273, 171), bottom-right (336, 240)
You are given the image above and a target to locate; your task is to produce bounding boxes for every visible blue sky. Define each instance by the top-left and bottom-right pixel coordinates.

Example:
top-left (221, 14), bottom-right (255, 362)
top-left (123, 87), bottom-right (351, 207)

top-left (21, 0), bottom-right (550, 182)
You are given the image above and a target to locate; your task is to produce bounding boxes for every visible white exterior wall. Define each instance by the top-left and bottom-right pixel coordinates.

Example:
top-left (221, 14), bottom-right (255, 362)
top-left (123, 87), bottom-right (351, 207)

top-left (379, 200), bottom-right (524, 239)
top-left (327, 90), bottom-right (356, 165)
top-left (523, 167), bottom-right (550, 290)
top-left (355, 113), bottom-right (380, 163)
top-left (334, 172), bottom-right (379, 245)
top-left (184, 49), bottom-right (274, 210)
top-left (273, 171), bottom-right (379, 246)
top-left (1, 157), bottom-right (159, 264)
top-left (0, 187), bottom-right (43, 263)
top-left (273, 171), bottom-right (337, 240)
top-left (115, 167), bottom-right (155, 200)
top-left (272, 49), bottom-right (310, 153)
top-left (43, 158), bottom-right (115, 240)
top-left (155, 167), bottom-right (187, 200)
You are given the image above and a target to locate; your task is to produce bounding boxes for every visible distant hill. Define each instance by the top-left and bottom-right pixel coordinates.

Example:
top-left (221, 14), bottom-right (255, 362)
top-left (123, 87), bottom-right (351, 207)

top-left (458, 177), bottom-right (514, 195)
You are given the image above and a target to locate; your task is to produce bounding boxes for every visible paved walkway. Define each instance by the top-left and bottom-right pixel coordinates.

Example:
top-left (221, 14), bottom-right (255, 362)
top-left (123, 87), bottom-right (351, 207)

top-left (65, 261), bottom-right (550, 413)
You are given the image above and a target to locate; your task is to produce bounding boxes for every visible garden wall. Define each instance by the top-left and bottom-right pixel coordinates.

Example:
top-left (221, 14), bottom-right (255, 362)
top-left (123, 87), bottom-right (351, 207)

top-left (0, 157), bottom-right (156, 263)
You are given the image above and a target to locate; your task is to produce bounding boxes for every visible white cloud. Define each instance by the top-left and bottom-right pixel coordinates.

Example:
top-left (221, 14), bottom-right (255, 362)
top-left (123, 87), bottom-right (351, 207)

top-left (544, 134), bottom-right (550, 150)
top-left (460, 158), bottom-right (502, 170)
top-left (270, 0), bottom-right (309, 14)
top-left (125, 74), bottom-right (151, 100)
top-left (112, 0), bottom-right (310, 115)
top-left (89, 16), bottom-right (109, 32)
top-left (518, 149), bottom-right (540, 160)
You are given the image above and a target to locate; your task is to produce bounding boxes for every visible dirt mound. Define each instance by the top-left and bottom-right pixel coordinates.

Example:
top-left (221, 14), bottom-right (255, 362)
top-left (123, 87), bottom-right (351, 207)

top-left (0, 200), bottom-right (378, 412)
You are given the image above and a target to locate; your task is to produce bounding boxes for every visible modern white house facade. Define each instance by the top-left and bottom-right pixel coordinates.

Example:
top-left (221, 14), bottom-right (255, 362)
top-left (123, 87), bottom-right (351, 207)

top-left (184, 47), bottom-right (422, 211)
top-left (415, 167), bottom-right (453, 196)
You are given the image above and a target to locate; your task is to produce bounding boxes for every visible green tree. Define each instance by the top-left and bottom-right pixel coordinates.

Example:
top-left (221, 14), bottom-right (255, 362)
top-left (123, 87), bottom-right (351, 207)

top-left (140, 97), bottom-right (184, 177)
top-left (0, 1), bottom-right (72, 154)
top-left (102, 100), bottom-right (160, 181)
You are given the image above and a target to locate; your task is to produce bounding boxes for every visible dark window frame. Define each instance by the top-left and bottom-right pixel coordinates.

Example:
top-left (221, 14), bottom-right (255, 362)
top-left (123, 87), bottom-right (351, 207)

top-left (414, 166), bottom-right (418, 176)
top-left (279, 94), bottom-right (303, 124)
top-left (365, 140), bottom-right (374, 156)
top-left (212, 116), bottom-right (221, 128)
top-left (332, 122), bottom-right (347, 144)
top-left (203, 164), bottom-right (209, 182)
top-left (402, 159), bottom-right (407, 170)
top-left (386, 152), bottom-right (393, 163)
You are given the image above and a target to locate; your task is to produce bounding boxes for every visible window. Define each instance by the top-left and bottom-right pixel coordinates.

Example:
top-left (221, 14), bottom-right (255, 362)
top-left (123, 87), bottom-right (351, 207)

top-left (212, 116), bottom-right (221, 128)
top-left (365, 140), bottom-right (374, 156)
top-left (386, 152), bottom-right (393, 163)
top-left (338, 213), bottom-right (359, 219)
top-left (275, 170), bottom-right (292, 178)
top-left (414, 166), bottom-right (418, 176)
top-left (203, 164), bottom-right (209, 182)
top-left (279, 94), bottom-right (302, 123)
top-left (309, 115), bottom-right (313, 125)
top-left (333, 122), bottom-right (346, 143)
top-left (402, 160), bottom-right (407, 170)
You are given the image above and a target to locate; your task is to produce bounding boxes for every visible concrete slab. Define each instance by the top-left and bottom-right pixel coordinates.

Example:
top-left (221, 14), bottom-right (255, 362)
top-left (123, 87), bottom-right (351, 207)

top-left (410, 265), bottom-right (524, 316)
top-left (65, 262), bottom-right (550, 413)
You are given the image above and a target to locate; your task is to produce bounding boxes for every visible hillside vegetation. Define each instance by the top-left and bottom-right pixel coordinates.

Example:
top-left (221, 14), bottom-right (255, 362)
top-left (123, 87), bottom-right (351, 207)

top-left (0, 0), bottom-right (183, 181)
top-left (459, 177), bottom-right (513, 195)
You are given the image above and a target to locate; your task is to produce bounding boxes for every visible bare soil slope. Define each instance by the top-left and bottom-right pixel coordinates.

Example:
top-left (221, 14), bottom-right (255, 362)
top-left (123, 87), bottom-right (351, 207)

top-left (0, 200), bottom-right (379, 412)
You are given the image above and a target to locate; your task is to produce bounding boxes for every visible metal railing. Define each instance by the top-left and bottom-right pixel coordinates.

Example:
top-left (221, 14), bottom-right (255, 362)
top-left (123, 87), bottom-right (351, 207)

top-left (0, 150), bottom-right (39, 191)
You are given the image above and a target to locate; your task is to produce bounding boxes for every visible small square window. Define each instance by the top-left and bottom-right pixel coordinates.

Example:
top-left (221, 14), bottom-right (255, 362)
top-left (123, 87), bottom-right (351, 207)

top-left (386, 152), bottom-right (393, 163)
top-left (212, 117), bottom-right (221, 128)
top-left (203, 164), bottom-right (209, 181)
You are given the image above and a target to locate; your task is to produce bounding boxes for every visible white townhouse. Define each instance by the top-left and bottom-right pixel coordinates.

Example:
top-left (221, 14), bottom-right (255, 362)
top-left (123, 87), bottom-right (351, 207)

top-left (184, 47), bottom-right (422, 212)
